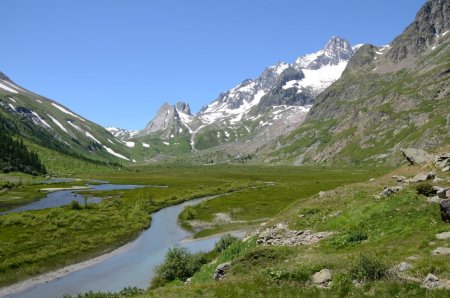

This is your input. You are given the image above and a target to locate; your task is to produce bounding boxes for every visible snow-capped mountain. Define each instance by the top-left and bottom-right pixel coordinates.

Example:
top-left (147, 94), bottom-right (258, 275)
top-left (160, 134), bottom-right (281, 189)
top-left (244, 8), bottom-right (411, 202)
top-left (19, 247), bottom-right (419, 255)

top-left (106, 126), bottom-right (139, 141)
top-left (133, 36), bottom-right (358, 156)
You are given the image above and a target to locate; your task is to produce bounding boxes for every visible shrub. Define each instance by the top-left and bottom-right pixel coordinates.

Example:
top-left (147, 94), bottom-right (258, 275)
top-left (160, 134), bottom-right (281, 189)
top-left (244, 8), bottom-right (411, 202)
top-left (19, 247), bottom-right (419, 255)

top-left (416, 183), bottom-right (435, 196)
top-left (70, 200), bottom-right (82, 210)
top-left (350, 254), bottom-right (388, 282)
top-left (214, 234), bottom-right (239, 253)
top-left (347, 231), bottom-right (368, 243)
top-left (151, 245), bottom-right (206, 288)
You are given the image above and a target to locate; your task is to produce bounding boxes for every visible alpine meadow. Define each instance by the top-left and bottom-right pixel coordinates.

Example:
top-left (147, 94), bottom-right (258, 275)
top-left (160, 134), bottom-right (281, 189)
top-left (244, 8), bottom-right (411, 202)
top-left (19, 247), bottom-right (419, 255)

top-left (0, 1), bottom-right (450, 297)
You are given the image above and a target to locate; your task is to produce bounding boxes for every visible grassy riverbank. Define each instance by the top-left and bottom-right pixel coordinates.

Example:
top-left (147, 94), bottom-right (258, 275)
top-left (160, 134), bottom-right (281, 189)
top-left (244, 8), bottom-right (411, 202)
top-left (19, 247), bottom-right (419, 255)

top-left (142, 165), bottom-right (450, 297)
top-left (0, 165), bottom-right (382, 288)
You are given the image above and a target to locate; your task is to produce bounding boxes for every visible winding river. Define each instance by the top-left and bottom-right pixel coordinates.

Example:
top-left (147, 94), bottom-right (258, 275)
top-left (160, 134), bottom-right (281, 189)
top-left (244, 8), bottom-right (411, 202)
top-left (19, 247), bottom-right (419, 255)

top-left (2, 193), bottom-right (225, 298)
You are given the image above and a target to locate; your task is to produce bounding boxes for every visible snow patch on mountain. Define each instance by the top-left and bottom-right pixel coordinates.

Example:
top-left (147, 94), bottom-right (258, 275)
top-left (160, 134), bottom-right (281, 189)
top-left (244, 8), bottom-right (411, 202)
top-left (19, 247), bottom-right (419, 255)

top-left (0, 81), bottom-right (18, 93)
top-left (67, 120), bottom-right (83, 132)
top-left (52, 103), bottom-right (85, 122)
top-left (85, 131), bottom-right (102, 144)
top-left (48, 115), bottom-right (68, 133)
top-left (125, 141), bottom-right (135, 148)
top-left (103, 146), bottom-right (129, 160)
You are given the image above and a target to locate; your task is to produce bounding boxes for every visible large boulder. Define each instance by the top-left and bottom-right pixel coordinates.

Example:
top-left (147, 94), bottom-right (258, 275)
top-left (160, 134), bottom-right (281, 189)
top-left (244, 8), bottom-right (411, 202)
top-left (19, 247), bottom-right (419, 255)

top-left (400, 148), bottom-right (434, 165)
top-left (311, 269), bottom-right (332, 287)
top-left (440, 199), bottom-right (450, 223)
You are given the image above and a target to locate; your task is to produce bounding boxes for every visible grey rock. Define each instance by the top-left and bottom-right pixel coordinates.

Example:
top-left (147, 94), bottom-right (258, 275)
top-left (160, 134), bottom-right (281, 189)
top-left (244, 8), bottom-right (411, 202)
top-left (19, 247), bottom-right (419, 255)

top-left (311, 269), bottom-right (332, 287)
top-left (381, 186), bottom-right (403, 196)
top-left (424, 273), bottom-right (440, 284)
top-left (393, 262), bottom-right (413, 272)
top-left (256, 223), bottom-right (333, 246)
top-left (400, 148), bottom-right (434, 165)
top-left (435, 153), bottom-right (450, 168)
top-left (391, 175), bottom-right (407, 182)
top-left (442, 166), bottom-right (450, 173)
top-left (428, 196), bottom-right (442, 204)
top-left (440, 199), bottom-right (450, 223)
top-left (436, 188), bottom-right (449, 199)
top-left (213, 262), bottom-right (231, 281)
top-left (408, 172), bottom-right (435, 183)
top-left (435, 232), bottom-right (450, 240)
top-left (432, 247), bottom-right (450, 256)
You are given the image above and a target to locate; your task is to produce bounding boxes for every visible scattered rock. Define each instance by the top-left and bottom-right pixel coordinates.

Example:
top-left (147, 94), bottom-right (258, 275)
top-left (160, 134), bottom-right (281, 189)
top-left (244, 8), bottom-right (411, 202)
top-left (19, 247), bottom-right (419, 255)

top-left (396, 262), bottom-right (413, 272)
top-left (408, 172), bottom-right (435, 183)
top-left (432, 247), bottom-right (450, 256)
top-left (436, 188), bottom-right (449, 199)
top-left (424, 273), bottom-right (440, 287)
top-left (369, 178), bottom-right (375, 182)
top-left (380, 186), bottom-right (403, 197)
top-left (391, 175), bottom-right (407, 182)
top-left (435, 153), bottom-right (450, 168)
top-left (311, 269), bottom-right (332, 288)
top-left (256, 223), bottom-right (333, 246)
top-left (185, 277), bottom-right (192, 285)
top-left (433, 177), bottom-right (446, 183)
top-left (443, 166), bottom-right (450, 172)
top-left (401, 148), bottom-right (434, 165)
top-left (435, 232), bottom-right (450, 240)
top-left (427, 196), bottom-right (442, 204)
top-left (440, 199), bottom-right (450, 223)
top-left (213, 262), bottom-right (231, 281)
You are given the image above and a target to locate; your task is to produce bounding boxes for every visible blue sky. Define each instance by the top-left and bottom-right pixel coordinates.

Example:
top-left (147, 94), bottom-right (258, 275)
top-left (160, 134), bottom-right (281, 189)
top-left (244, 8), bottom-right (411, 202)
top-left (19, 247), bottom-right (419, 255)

top-left (2, 0), bottom-right (425, 130)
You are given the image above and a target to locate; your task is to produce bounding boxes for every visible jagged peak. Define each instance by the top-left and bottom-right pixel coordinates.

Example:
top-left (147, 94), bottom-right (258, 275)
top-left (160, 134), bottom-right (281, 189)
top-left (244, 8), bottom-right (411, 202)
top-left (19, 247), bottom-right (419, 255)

top-left (175, 102), bottom-right (192, 115)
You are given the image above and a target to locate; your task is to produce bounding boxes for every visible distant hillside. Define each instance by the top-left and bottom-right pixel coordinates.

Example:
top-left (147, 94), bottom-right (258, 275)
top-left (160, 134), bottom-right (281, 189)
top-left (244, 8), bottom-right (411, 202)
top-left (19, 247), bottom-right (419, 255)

top-left (265, 0), bottom-right (450, 165)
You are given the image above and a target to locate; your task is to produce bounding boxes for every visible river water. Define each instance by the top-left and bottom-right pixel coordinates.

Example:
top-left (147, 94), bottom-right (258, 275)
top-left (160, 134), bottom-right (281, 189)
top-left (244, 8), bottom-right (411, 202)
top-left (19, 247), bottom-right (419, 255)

top-left (5, 195), bottom-right (223, 298)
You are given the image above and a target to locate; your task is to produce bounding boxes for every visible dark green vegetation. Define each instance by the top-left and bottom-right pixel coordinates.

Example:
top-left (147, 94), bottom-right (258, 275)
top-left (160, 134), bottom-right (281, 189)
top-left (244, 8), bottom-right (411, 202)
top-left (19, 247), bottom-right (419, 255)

top-left (0, 129), bottom-right (46, 175)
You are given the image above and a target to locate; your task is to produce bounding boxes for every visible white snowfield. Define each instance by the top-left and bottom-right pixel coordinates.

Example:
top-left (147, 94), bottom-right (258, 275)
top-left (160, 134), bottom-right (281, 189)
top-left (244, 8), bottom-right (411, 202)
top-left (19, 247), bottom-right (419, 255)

top-left (48, 114), bottom-right (68, 133)
top-left (125, 141), bottom-right (135, 148)
top-left (102, 146), bottom-right (129, 161)
top-left (8, 103), bottom-right (16, 111)
top-left (0, 81), bottom-right (19, 93)
top-left (67, 120), bottom-right (83, 132)
top-left (52, 103), bottom-right (86, 122)
top-left (9, 97), bottom-right (17, 103)
top-left (85, 131), bottom-right (102, 144)
top-left (282, 61), bottom-right (348, 93)
top-left (142, 143), bottom-right (150, 148)
top-left (31, 111), bottom-right (52, 129)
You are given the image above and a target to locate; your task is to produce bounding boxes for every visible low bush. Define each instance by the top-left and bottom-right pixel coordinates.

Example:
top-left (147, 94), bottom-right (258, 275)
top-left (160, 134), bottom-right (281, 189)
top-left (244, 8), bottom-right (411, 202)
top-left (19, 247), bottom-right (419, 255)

top-left (70, 200), bottom-right (82, 210)
top-left (214, 234), bottom-right (239, 253)
top-left (151, 245), bottom-right (207, 288)
top-left (350, 254), bottom-right (388, 282)
top-left (415, 183), bottom-right (435, 196)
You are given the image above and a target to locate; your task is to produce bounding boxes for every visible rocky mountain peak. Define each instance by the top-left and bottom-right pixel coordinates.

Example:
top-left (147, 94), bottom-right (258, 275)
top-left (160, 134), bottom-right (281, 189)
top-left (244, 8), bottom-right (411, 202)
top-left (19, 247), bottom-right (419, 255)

top-left (0, 71), bottom-right (10, 81)
top-left (294, 36), bottom-right (353, 70)
top-left (175, 102), bottom-right (192, 115)
top-left (323, 36), bottom-right (353, 60)
top-left (387, 0), bottom-right (450, 62)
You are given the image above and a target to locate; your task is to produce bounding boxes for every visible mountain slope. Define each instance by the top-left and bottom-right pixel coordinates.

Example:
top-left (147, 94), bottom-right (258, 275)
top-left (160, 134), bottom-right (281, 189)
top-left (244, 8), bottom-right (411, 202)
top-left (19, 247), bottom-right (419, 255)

top-left (0, 72), bottom-right (134, 164)
top-left (265, 0), bottom-right (450, 165)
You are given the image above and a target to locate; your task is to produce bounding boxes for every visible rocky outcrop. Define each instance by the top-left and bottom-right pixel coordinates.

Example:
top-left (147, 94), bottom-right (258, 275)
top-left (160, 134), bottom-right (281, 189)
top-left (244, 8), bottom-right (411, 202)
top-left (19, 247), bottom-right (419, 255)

top-left (440, 199), bottom-right (450, 223)
top-left (213, 262), bottom-right (231, 281)
top-left (255, 223), bottom-right (333, 246)
top-left (387, 0), bottom-right (450, 63)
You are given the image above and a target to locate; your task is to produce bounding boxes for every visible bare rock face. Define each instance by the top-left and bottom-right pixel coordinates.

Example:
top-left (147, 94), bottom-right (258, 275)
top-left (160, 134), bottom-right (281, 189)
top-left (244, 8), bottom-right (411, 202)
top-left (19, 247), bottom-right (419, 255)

top-left (435, 231), bottom-right (450, 240)
top-left (387, 0), bottom-right (450, 63)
